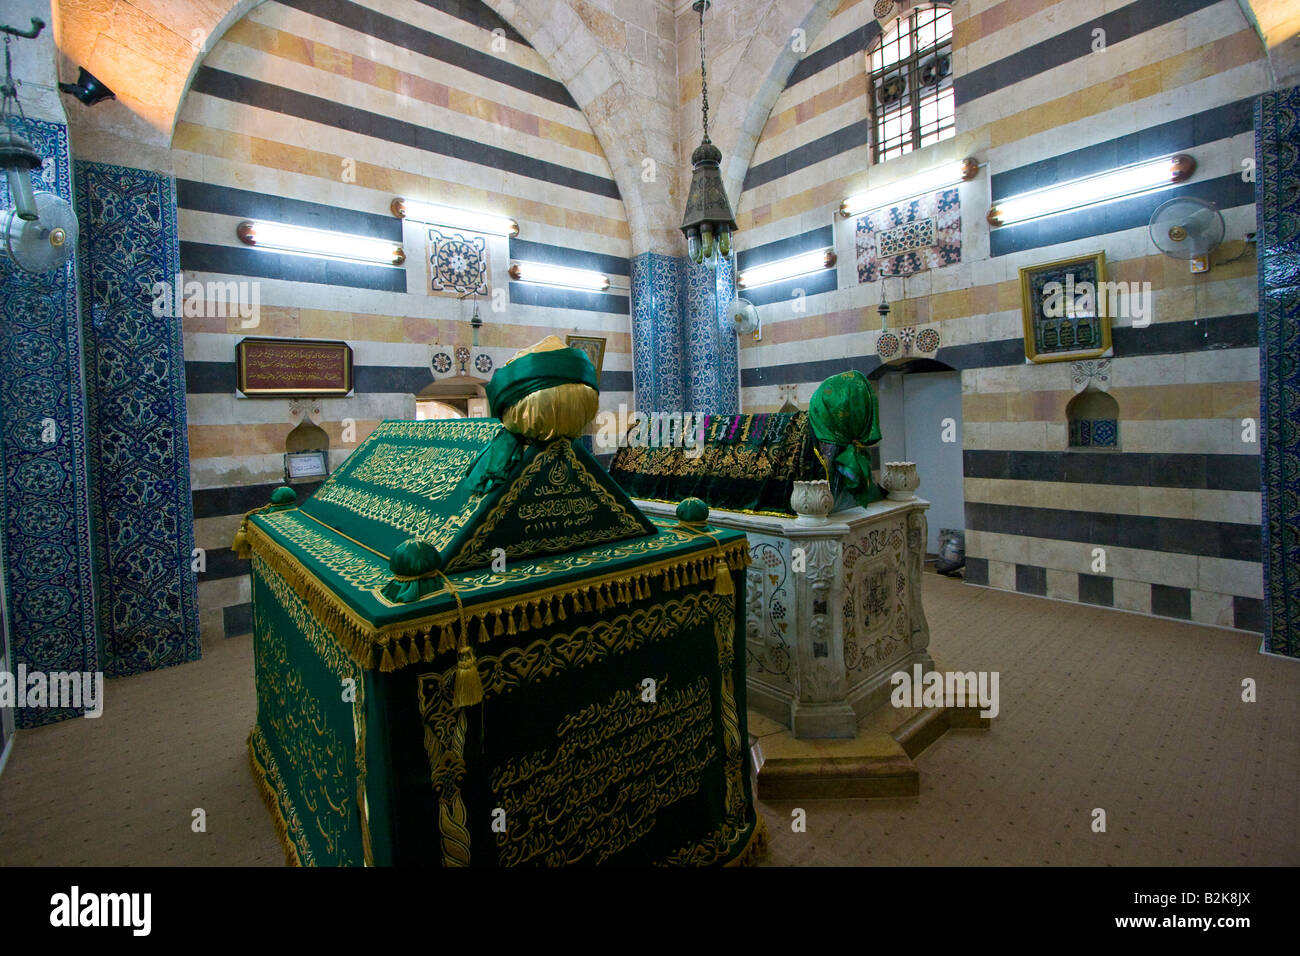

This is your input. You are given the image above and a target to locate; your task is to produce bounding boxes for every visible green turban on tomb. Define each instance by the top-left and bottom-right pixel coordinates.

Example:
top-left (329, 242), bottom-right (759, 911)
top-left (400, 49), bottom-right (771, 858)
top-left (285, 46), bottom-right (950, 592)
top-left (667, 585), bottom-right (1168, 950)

top-left (467, 336), bottom-right (600, 493)
top-left (808, 370), bottom-right (883, 507)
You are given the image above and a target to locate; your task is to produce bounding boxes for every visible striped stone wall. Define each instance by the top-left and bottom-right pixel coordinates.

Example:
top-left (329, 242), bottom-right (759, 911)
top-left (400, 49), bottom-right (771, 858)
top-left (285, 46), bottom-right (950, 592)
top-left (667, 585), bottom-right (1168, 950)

top-left (733, 0), bottom-right (1269, 632)
top-left (173, 0), bottom-right (633, 641)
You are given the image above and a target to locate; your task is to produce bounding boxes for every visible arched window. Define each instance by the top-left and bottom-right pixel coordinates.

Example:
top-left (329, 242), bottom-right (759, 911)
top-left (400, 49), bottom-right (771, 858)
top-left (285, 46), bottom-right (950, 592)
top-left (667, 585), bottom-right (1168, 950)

top-left (868, 4), bottom-right (955, 163)
top-left (1067, 390), bottom-right (1119, 449)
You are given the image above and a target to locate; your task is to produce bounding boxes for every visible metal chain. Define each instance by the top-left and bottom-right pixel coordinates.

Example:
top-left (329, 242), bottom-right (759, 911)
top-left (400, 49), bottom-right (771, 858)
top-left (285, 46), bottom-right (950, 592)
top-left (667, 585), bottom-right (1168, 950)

top-left (698, 2), bottom-right (709, 142)
top-left (2, 36), bottom-right (26, 124)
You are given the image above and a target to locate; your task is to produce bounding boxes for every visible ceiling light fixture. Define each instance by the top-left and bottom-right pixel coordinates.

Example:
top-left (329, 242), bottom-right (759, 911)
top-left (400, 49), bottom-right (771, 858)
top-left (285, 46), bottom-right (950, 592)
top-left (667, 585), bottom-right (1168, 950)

top-left (737, 248), bottom-right (837, 289)
top-left (508, 261), bottom-right (609, 291)
top-left (841, 157), bottom-right (978, 218)
top-left (391, 198), bottom-right (519, 237)
top-left (988, 154), bottom-right (1196, 227)
top-left (679, 0), bottom-right (736, 271)
top-left (236, 220), bottom-right (405, 265)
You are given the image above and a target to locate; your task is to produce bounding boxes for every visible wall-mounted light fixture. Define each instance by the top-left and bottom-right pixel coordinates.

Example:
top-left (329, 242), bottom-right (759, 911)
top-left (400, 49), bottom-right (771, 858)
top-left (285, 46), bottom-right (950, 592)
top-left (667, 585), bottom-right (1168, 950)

top-left (508, 261), bottom-right (609, 291)
top-left (737, 248), bottom-right (837, 289)
top-left (988, 153), bottom-right (1196, 227)
top-left (841, 158), bottom-right (978, 218)
top-left (391, 198), bottom-right (518, 237)
top-left (58, 67), bottom-right (115, 107)
top-left (237, 220), bottom-right (405, 265)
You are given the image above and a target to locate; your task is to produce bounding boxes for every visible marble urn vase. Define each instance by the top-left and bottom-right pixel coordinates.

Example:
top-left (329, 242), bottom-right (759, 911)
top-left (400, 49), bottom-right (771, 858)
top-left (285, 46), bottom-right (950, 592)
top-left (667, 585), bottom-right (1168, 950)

top-left (880, 461), bottom-right (920, 501)
top-left (790, 479), bottom-right (834, 525)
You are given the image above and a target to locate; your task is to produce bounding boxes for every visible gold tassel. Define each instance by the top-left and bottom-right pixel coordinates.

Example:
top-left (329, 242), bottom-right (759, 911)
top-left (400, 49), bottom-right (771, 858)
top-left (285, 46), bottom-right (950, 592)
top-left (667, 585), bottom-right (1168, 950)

top-left (557, 594), bottom-right (567, 621)
top-left (519, 604), bottom-right (531, 633)
top-left (380, 645), bottom-right (396, 672)
top-left (393, 640), bottom-right (410, 670)
top-left (544, 599), bottom-right (554, 626)
top-left (232, 523), bottom-right (250, 559)
top-left (453, 645), bottom-right (484, 708)
top-left (422, 635), bottom-right (436, 662)
top-left (713, 558), bottom-right (734, 595)
top-left (531, 602), bottom-right (543, 628)
top-left (492, 608), bottom-right (503, 638)
top-left (439, 623), bottom-right (456, 653)
top-left (507, 607), bottom-right (518, 635)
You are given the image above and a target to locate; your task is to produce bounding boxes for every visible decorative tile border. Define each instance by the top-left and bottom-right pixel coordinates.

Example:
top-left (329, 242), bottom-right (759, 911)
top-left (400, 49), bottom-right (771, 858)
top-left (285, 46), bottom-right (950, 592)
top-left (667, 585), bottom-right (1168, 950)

top-left (76, 161), bottom-right (201, 676)
top-left (0, 118), bottom-right (97, 726)
top-left (1256, 85), bottom-right (1300, 658)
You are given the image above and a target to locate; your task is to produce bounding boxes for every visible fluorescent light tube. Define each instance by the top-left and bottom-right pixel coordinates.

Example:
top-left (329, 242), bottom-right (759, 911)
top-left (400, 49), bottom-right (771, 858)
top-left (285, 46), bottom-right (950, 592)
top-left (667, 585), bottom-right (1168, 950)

top-left (236, 221), bottom-right (405, 265)
top-left (508, 261), bottom-right (609, 291)
top-left (988, 154), bottom-right (1196, 227)
top-left (737, 249), bottom-right (837, 288)
top-left (841, 158), bottom-right (978, 217)
top-left (392, 198), bottom-right (519, 237)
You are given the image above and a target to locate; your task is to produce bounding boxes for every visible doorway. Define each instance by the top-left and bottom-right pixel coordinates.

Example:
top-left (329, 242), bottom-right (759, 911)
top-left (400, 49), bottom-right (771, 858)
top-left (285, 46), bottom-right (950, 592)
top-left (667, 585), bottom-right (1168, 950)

top-left (871, 361), bottom-right (964, 556)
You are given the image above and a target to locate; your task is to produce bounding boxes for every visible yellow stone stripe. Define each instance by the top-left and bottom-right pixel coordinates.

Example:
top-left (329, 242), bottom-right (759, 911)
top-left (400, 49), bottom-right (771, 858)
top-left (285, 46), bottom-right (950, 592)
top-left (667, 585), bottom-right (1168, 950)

top-left (960, 382), bottom-right (1260, 423)
top-left (223, 18), bottom-right (604, 156)
top-left (172, 122), bottom-right (630, 242)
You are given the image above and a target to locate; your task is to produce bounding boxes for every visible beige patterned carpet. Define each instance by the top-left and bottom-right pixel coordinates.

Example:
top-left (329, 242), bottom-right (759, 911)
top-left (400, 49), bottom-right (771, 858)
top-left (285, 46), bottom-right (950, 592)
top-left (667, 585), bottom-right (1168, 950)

top-left (1, 573), bottom-right (1295, 866)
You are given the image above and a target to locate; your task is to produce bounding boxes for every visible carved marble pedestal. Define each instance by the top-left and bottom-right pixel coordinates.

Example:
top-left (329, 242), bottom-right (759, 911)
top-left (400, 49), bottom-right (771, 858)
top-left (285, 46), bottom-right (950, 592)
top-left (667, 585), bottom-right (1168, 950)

top-left (635, 497), bottom-right (933, 739)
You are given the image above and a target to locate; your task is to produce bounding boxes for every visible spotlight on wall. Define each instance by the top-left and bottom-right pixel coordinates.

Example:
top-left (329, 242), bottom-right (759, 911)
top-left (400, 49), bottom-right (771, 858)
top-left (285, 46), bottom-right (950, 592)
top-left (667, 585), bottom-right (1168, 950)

top-left (988, 154), bottom-right (1196, 227)
top-left (58, 67), bottom-right (115, 107)
top-left (237, 221), bottom-right (405, 265)
top-left (737, 248), bottom-right (837, 289)
top-left (508, 261), bottom-right (609, 291)
top-left (392, 198), bottom-right (518, 237)
top-left (841, 158), bottom-right (978, 218)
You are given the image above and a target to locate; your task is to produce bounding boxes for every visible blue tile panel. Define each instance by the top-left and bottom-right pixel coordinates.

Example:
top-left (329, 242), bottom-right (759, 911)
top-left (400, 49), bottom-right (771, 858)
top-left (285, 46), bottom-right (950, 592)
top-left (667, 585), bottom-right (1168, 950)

top-left (0, 118), bottom-right (98, 727)
top-left (1256, 84), bottom-right (1300, 658)
top-left (76, 161), bottom-right (202, 677)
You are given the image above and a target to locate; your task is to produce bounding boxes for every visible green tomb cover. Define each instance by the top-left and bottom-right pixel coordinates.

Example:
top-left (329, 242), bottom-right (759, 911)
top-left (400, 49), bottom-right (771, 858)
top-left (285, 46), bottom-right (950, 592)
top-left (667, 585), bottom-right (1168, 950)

top-left (297, 419), bottom-right (656, 575)
top-left (245, 420), bottom-right (763, 866)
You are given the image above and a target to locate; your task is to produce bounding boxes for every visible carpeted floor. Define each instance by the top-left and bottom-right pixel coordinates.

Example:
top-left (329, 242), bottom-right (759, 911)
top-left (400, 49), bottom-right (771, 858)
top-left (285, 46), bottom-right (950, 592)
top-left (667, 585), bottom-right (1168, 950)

top-left (1, 574), bottom-right (1295, 866)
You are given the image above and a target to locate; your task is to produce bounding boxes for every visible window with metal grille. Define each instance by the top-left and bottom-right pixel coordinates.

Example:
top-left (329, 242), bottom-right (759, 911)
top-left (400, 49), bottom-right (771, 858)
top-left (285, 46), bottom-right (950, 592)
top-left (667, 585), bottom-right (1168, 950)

top-left (868, 4), bottom-right (955, 164)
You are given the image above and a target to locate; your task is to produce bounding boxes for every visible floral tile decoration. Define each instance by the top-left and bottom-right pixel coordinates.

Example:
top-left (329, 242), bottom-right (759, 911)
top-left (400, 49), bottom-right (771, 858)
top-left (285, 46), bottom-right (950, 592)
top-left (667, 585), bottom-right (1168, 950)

top-left (76, 161), bottom-right (201, 678)
top-left (429, 228), bottom-right (488, 296)
top-left (855, 186), bottom-right (961, 283)
top-left (1256, 84), bottom-right (1300, 658)
top-left (0, 118), bottom-right (98, 726)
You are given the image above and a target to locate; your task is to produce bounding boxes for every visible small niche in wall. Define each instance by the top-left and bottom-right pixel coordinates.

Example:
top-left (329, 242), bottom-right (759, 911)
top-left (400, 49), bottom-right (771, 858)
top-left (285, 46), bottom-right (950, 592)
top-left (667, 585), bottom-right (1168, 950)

top-left (285, 419), bottom-right (330, 483)
top-left (415, 375), bottom-right (488, 420)
top-left (1066, 390), bottom-right (1119, 450)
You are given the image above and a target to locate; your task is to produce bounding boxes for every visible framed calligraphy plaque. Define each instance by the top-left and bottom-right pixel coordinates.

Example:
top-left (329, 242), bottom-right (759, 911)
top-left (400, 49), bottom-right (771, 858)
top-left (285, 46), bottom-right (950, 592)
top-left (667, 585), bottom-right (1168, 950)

top-left (237, 338), bottom-right (353, 396)
top-left (1019, 252), bottom-right (1112, 363)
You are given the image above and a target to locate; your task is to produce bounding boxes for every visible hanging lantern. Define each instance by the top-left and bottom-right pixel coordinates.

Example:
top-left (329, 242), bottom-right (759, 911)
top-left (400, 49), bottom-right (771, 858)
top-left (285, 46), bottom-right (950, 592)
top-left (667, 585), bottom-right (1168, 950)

top-left (679, 0), bottom-right (736, 270)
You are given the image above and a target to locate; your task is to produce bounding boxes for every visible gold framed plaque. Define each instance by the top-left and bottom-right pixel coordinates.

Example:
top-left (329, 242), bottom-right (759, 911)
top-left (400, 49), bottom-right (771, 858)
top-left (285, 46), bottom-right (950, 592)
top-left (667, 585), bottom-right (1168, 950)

top-left (237, 337), bottom-right (353, 396)
top-left (566, 334), bottom-right (607, 385)
top-left (1019, 251), bottom-right (1112, 363)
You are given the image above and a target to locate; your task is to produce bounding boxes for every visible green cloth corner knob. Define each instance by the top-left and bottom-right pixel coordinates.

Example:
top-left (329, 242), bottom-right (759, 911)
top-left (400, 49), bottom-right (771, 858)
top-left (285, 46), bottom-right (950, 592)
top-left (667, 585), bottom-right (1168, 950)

top-left (384, 538), bottom-right (443, 604)
top-left (270, 486), bottom-right (297, 508)
top-left (389, 538), bottom-right (442, 578)
top-left (676, 497), bottom-right (710, 525)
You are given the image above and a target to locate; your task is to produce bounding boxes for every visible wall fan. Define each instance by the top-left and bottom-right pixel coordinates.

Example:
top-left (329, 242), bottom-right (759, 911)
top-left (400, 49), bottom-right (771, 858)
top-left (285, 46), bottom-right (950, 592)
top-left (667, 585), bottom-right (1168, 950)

top-left (729, 297), bottom-right (760, 340)
top-left (1149, 196), bottom-right (1224, 273)
top-left (3, 190), bottom-right (77, 273)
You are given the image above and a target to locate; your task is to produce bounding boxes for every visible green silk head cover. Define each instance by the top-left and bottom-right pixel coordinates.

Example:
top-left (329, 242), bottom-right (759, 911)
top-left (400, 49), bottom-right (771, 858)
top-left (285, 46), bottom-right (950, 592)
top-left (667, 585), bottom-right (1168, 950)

top-left (808, 370), bottom-right (882, 507)
top-left (485, 347), bottom-right (598, 419)
top-left (469, 347), bottom-right (600, 493)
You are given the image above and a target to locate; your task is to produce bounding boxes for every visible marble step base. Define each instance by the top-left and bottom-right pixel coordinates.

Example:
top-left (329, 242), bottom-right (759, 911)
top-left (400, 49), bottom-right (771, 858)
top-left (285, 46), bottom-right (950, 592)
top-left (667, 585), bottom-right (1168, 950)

top-left (749, 702), bottom-right (990, 800)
